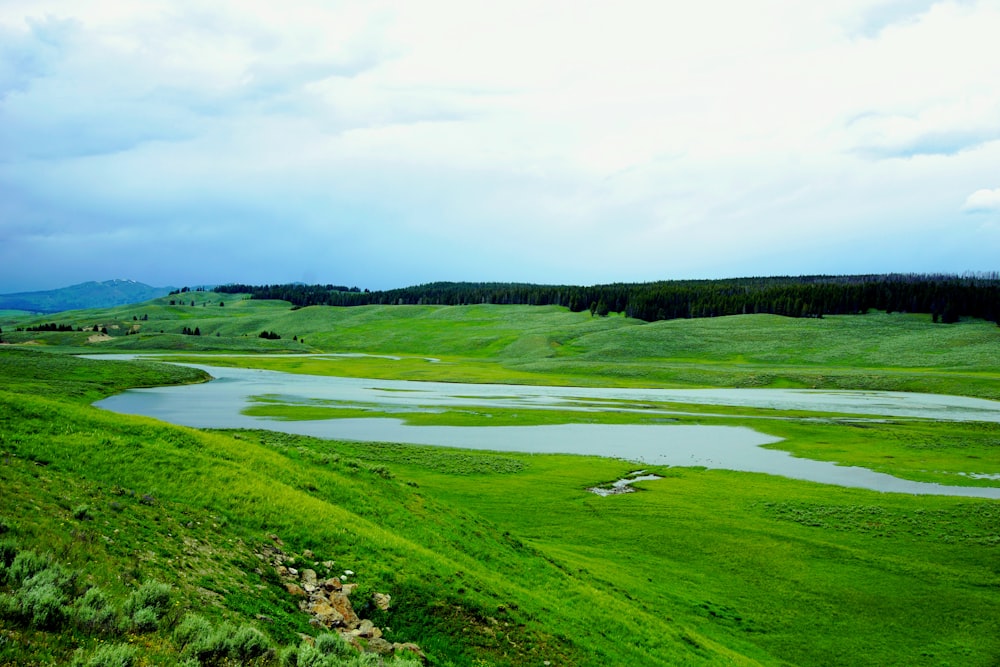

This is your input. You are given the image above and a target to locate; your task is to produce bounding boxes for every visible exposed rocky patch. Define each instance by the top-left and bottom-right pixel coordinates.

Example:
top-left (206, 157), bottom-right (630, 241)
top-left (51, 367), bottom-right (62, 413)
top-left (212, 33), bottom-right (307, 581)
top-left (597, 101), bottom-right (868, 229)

top-left (258, 535), bottom-right (424, 661)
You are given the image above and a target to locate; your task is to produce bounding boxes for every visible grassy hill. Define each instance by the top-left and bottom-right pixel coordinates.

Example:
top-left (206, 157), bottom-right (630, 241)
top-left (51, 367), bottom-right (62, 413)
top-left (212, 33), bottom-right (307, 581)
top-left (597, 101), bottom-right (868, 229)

top-left (3, 292), bottom-right (1000, 397)
top-left (2, 296), bottom-right (1000, 665)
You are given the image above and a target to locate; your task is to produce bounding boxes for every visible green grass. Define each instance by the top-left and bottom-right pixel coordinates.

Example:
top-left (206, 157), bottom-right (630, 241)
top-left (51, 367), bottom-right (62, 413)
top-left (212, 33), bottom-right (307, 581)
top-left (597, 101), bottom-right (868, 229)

top-left (3, 299), bottom-right (1000, 665)
top-left (6, 296), bottom-right (1000, 397)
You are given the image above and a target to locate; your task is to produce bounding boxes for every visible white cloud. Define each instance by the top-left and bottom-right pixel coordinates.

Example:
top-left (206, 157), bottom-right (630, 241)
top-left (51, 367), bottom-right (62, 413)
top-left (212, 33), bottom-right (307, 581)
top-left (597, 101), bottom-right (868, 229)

top-left (1, 0), bottom-right (1000, 292)
top-left (963, 187), bottom-right (1000, 212)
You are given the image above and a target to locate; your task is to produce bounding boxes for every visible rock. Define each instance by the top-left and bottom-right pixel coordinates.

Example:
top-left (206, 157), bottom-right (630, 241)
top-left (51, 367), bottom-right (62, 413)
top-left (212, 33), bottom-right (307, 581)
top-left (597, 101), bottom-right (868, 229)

top-left (393, 643), bottom-right (426, 660)
top-left (288, 567), bottom-right (299, 576)
top-left (301, 569), bottom-right (317, 587)
top-left (307, 598), bottom-right (345, 628)
top-left (329, 592), bottom-right (360, 628)
top-left (373, 592), bottom-right (391, 611)
top-left (342, 583), bottom-right (358, 595)
top-left (357, 619), bottom-right (378, 638)
top-left (285, 583), bottom-right (306, 597)
top-left (323, 577), bottom-right (342, 592)
top-left (303, 549), bottom-right (314, 559)
top-left (366, 637), bottom-right (394, 656)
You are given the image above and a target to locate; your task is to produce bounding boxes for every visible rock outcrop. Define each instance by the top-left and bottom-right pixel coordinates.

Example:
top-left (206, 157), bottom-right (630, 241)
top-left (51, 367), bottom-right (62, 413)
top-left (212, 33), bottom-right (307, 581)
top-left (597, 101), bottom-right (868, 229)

top-left (258, 536), bottom-right (424, 661)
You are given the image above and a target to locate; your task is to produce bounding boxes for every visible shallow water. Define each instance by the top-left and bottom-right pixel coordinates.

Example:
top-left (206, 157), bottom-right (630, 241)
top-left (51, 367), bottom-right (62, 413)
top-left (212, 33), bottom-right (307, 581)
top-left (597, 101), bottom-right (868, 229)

top-left (91, 357), bottom-right (1000, 498)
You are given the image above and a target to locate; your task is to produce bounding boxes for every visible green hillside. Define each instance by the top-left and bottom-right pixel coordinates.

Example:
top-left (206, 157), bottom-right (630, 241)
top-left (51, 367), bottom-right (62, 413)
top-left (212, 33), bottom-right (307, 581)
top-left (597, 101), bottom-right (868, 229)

top-left (2, 296), bottom-right (1000, 665)
top-left (3, 292), bottom-right (999, 397)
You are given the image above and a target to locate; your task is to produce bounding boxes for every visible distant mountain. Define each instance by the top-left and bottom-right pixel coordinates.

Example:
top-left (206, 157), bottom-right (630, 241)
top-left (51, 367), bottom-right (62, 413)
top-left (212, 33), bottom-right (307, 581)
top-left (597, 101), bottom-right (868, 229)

top-left (0, 279), bottom-right (174, 313)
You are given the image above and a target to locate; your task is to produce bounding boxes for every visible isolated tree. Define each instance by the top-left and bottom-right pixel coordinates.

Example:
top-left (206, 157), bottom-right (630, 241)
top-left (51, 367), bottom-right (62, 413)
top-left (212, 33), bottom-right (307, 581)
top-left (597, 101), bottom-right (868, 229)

top-left (193, 327), bottom-right (201, 336)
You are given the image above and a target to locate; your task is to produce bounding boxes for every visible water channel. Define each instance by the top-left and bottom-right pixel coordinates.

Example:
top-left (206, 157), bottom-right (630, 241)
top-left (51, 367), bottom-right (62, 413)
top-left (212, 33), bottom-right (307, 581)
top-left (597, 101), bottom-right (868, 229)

top-left (91, 356), bottom-right (1000, 499)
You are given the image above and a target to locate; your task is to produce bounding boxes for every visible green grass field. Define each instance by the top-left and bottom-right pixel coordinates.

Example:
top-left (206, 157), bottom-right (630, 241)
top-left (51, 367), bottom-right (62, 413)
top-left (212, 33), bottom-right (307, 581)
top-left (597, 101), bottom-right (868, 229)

top-left (2, 295), bottom-right (1000, 665)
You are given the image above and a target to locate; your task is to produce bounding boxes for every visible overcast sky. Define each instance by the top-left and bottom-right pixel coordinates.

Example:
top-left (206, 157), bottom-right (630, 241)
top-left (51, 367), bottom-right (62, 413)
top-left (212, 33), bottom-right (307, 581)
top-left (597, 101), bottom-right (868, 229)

top-left (1, 0), bottom-right (998, 293)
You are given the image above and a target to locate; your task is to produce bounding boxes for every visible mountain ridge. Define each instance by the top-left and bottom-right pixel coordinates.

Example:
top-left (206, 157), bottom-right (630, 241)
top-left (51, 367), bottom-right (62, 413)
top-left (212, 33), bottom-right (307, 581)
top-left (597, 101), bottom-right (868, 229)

top-left (0, 279), bottom-right (175, 313)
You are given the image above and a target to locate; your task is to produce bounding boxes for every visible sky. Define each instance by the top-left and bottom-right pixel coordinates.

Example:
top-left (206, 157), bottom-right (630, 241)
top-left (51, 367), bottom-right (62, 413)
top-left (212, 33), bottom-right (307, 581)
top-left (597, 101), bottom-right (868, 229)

top-left (1, 0), bottom-right (999, 293)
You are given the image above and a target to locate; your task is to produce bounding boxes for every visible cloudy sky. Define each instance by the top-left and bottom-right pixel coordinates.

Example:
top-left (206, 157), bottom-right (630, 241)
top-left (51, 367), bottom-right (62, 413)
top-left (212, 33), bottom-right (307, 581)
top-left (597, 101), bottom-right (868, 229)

top-left (1, 0), bottom-right (998, 293)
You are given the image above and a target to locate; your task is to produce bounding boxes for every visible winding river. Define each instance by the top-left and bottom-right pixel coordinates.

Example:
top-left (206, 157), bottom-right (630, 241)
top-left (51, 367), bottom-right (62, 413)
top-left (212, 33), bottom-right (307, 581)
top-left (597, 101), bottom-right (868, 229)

top-left (91, 357), bottom-right (1000, 499)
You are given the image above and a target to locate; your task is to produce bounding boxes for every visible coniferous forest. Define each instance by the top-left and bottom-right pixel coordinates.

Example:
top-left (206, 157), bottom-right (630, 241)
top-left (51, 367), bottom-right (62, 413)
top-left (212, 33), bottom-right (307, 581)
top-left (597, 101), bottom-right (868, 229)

top-left (217, 274), bottom-right (1000, 324)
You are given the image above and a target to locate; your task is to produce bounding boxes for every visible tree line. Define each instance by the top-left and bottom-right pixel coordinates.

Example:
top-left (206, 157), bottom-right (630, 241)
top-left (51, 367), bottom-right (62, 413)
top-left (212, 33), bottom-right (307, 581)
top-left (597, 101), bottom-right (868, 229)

top-left (216, 274), bottom-right (1000, 324)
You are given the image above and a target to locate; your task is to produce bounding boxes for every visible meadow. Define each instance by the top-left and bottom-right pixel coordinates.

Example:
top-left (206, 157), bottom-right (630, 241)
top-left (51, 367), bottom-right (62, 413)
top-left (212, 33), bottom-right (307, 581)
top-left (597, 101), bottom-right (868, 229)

top-left (1, 294), bottom-right (999, 665)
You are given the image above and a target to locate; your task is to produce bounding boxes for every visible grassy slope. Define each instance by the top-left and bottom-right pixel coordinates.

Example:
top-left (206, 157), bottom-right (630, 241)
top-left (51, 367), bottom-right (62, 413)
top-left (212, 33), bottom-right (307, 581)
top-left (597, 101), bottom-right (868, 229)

top-left (0, 349), bottom-right (768, 667)
top-left (4, 295), bottom-right (1000, 396)
top-left (2, 297), bottom-right (1000, 665)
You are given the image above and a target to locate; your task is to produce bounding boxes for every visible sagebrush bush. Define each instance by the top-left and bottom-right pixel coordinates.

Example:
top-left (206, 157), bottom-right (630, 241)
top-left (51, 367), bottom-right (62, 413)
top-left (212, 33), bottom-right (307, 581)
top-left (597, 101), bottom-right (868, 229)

top-left (122, 580), bottom-right (171, 632)
top-left (129, 605), bottom-right (160, 633)
top-left (74, 586), bottom-right (118, 633)
top-left (174, 613), bottom-right (214, 649)
top-left (229, 624), bottom-right (271, 661)
top-left (280, 642), bottom-right (323, 667)
top-left (19, 580), bottom-right (67, 629)
top-left (0, 537), bottom-right (17, 582)
top-left (0, 592), bottom-right (18, 618)
top-left (125, 580), bottom-right (171, 613)
top-left (174, 613), bottom-right (235, 664)
top-left (315, 632), bottom-right (354, 658)
top-left (83, 643), bottom-right (137, 667)
top-left (7, 549), bottom-right (50, 585)
top-left (346, 654), bottom-right (380, 667)
top-left (7, 560), bottom-right (76, 629)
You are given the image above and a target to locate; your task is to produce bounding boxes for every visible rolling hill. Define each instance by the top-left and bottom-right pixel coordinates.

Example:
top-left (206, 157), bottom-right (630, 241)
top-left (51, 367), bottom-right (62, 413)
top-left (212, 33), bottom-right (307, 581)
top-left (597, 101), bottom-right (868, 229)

top-left (0, 279), bottom-right (174, 313)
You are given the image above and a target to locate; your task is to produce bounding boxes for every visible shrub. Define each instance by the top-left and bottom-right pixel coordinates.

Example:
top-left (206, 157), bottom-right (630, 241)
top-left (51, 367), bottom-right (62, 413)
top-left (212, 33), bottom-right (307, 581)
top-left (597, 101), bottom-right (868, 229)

top-left (280, 643), bottom-right (324, 667)
top-left (130, 605), bottom-right (160, 633)
top-left (315, 632), bottom-right (354, 658)
top-left (387, 657), bottom-right (422, 667)
top-left (0, 537), bottom-right (17, 582)
top-left (0, 592), bottom-right (18, 618)
top-left (20, 580), bottom-right (67, 629)
top-left (122, 580), bottom-right (171, 632)
top-left (8, 549), bottom-right (50, 585)
top-left (73, 505), bottom-right (93, 521)
top-left (16, 561), bottom-right (75, 629)
top-left (346, 654), bottom-right (380, 667)
top-left (174, 614), bottom-right (232, 663)
top-left (174, 613), bottom-right (213, 649)
top-left (74, 586), bottom-right (118, 633)
top-left (83, 643), bottom-right (137, 667)
top-left (230, 624), bottom-right (271, 661)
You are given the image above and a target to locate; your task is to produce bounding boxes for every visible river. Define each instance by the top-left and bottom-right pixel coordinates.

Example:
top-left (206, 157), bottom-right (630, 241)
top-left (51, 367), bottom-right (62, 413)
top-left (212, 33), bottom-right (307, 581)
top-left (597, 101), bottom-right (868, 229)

top-left (91, 357), bottom-right (1000, 499)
